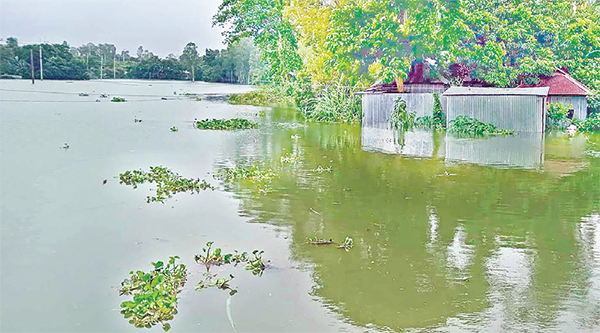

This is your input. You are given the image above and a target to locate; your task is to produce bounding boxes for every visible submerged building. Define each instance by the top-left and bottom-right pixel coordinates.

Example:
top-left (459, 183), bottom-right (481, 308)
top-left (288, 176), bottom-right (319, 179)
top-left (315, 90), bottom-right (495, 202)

top-left (442, 87), bottom-right (550, 132)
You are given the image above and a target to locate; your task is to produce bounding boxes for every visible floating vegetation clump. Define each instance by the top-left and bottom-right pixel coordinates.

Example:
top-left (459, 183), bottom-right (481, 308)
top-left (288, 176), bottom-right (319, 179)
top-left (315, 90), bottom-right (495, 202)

top-left (111, 97), bottom-right (127, 102)
top-left (338, 237), bottom-right (354, 251)
top-left (195, 118), bottom-right (258, 130)
top-left (78, 92), bottom-right (89, 97)
top-left (215, 165), bottom-right (278, 183)
top-left (119, 256), bottom-right (187, 332)
top-left (195, 242), bottom-right (266, 296)
top-left (170, 126), bottom-right (178, 132)
top-left (307, 237), bottom-right (335, 245)
top-left (229, 90), bottom-right (277, 106)
top-left (119, 166), bottom-right (214, 203)
top-left (448, 116), bottom-right (514, 136)
top-left (280, 153), bottom-right (301, 164)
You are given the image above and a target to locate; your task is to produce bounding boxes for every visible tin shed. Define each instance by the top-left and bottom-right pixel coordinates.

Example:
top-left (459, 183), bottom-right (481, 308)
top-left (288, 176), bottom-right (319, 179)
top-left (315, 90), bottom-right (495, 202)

top-left (443, 87), bottom-right (550, 132)
top-left (536, 70), bottom-right (591, 120)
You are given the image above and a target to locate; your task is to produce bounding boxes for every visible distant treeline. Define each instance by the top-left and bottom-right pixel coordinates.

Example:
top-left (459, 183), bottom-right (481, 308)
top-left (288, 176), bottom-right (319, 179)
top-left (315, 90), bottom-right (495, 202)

top-left (0, 37), bottom-right (263, 83)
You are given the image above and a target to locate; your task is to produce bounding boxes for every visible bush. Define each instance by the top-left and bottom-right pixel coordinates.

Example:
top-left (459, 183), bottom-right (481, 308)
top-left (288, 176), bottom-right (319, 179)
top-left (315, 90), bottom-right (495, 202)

top-left (300, 85), bottom-right (362, 123)
top-left (573, 113), bottom-right (600, 132)
top-left (449, 116), bottom-right (514, 136)
top-left (547, 102), bottom-right (572, 128)
top-left (390, 98), bottom-right (415, 129)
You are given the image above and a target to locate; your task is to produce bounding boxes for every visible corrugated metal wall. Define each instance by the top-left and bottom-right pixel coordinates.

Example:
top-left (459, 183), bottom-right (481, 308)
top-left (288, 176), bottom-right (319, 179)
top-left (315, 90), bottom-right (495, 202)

top-left (445, 95), bottom-right (545, 132)
top-left (362, 93), bottom-right (445, 127)
top-left (548, 96), bottom-right (588, 120)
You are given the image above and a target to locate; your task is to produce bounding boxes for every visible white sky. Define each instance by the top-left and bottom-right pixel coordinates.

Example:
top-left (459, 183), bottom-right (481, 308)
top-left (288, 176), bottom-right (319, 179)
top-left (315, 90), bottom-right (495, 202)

top-left (0, 0), bottom-right (226, 57)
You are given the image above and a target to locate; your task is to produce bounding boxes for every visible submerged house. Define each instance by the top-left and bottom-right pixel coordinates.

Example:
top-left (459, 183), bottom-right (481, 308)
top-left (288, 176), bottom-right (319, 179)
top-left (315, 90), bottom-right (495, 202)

top-left (443, 87), bottom-right (550, 132)
top-left (360, 60), bottom-right (448, 127)
top-left (520, 69), bottom-right (591, 120)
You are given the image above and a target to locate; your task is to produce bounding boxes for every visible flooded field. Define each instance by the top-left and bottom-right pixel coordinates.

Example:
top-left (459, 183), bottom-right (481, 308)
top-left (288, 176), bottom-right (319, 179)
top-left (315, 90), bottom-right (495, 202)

top-left (1, 80), bottom-right (599, 332)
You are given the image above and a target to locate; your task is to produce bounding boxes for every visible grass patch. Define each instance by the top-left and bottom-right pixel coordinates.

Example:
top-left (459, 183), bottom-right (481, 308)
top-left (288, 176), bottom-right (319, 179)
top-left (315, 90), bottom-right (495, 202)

top-left (229, 90), bottom-right (278, 106)
top-left (300, 85), bottom-right (362, 123)
top-left (119, 166), bottom-right (214, 203)
top-left (119, 256), bottom-right (187, 332)
top-left (449, 116), bottom-right (514, 136)
top-left (195, 118), bottom-right (258, 130)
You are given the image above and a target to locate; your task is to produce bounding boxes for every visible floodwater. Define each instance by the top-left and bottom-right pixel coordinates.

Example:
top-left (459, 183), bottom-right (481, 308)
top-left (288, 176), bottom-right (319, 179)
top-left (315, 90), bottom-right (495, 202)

top-left (1, 80), bottom-right (599, 332)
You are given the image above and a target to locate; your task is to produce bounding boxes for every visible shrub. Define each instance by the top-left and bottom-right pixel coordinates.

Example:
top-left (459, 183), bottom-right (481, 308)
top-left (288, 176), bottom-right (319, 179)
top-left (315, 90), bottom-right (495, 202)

top-left (449, 116), bottom-right (514, 136)
top-left (547, 102), bottom-right (572, 128)
top-left (573, 113), bottom-right (600, 132)
top-left (300, 85), bottom-right (362, 123)
top-left (390, 98), bottom-right (415, 129)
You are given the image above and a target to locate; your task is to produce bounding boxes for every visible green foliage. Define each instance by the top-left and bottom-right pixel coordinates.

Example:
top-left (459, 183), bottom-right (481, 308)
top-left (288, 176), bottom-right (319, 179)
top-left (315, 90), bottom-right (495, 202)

top-left (547, 102), bottom-right (573, 128)
top-left (229, 90), bottom-right (278, 107)
top-left (195, 118), bottom-right (258, 130)
top-left (119, 166), bottom-right (214, 203)
top-left (391, 98), bottom-right (415, 130)
top-left (111, 97), bottom-right (126, 102)
top-left (449, 116), bottom-right (514, 136)
top-left (338, 237), bottom-right (354, 251)
top-left (300, 85), bottom-right (362, 123)
top-left (119, 256), bottom-right (187, 332)
top-left (170, 126), bottom-right (178, 132)
top-left (215, 165), bottom-right (278, 183)
top-left (194, 242), bottom-right (266, 295)
top-left (573, 114), bottom-right (600, 132)
top-left (280, 153), bottom-right (301, 164)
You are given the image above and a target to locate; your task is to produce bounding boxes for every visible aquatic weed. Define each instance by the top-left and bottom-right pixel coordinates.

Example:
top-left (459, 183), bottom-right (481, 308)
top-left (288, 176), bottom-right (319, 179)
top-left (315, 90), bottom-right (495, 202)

top-left (119, 256), bottom-right (187, 332)
top-left (195, 118), bottom-right (258, 130)
top-left (119, 166), bottom-right (214, 203)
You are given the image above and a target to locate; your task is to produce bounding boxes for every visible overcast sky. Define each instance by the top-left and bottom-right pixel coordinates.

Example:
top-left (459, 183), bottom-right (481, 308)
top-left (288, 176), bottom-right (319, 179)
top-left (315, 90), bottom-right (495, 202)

top-left (0, 0), bottom-right (226, 57)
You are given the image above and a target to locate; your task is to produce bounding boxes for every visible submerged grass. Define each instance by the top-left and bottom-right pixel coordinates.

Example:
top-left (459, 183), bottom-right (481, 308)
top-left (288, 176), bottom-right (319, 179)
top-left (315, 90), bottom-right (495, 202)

top-left (119, 166), bottom-right (214, 203)
top-left (195, 118), bottom-right (258, 130)
top-left (229, 89), bottom-right (279, 107)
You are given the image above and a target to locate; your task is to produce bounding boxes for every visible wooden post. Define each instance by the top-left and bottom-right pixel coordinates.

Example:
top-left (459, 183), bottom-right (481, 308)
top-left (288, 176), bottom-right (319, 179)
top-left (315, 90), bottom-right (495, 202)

top-left (30, 49), bottom-right (35, 84)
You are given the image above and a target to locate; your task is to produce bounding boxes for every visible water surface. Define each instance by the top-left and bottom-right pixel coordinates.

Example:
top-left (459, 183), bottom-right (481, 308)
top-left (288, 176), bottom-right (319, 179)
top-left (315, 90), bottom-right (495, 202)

top-left (1, 80), bottom-right (599, 332)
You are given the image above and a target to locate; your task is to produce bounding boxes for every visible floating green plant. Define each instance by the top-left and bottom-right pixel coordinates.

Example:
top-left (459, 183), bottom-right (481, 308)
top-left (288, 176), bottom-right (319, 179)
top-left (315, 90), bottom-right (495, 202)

top-left (229, 90), bottom-right (278, 106)
top-left (170, 126), bottom-right (178, 132)
top-left (338, 237), bottom-right (354, 251)
top-left (119, 256), bottom-right (187, 332)
top-left (280, 153), bottom-right (301, 164)
top-left (111, 97), bottom-right (126, 102)
top-left (119, 166), bottom-right (214, 203)
top-left (215, 165), bottom-right (278, 183)
top-left (194, 242), bottom-right (266, 295)
top-left (448, 116), bottom-right (514, 136)
top-left (307, 237), bottom-right (335, 245)
top-left (195, 118), bottom-right (258, 130)
top-left (78, 92), bottom-right (89, 96)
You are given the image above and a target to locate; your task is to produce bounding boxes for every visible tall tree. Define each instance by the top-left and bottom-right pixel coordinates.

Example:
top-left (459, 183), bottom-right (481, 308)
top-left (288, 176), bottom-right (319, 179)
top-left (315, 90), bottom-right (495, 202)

top-left (180, 42), bottom-right (200, 81)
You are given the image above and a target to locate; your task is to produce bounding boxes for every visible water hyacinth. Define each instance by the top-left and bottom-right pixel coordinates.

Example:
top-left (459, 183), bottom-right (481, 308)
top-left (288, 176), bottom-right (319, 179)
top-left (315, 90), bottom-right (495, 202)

top-left (119, 166), bottom-right (214, 203)
top-left (119, 256), bottom-right (187, 332)
top-left (195, 118), bottom-right (258, 130)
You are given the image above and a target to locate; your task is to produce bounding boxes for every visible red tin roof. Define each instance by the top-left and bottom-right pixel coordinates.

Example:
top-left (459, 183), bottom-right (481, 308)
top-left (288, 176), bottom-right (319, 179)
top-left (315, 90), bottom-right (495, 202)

top-left (527, 69), bottom-right (591, 96)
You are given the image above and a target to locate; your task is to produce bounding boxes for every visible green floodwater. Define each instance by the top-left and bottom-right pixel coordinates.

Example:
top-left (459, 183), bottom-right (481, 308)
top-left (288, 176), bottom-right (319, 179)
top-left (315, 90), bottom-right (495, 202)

top-left (1, 80), bottom-right (599, 332)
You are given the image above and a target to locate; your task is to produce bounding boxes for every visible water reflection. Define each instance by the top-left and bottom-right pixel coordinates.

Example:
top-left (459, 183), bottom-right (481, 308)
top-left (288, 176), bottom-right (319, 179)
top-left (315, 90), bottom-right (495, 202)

top-left (362, 124), bottom-right (548, 169)
top-left (213, 109), bottom-right (600, 331)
